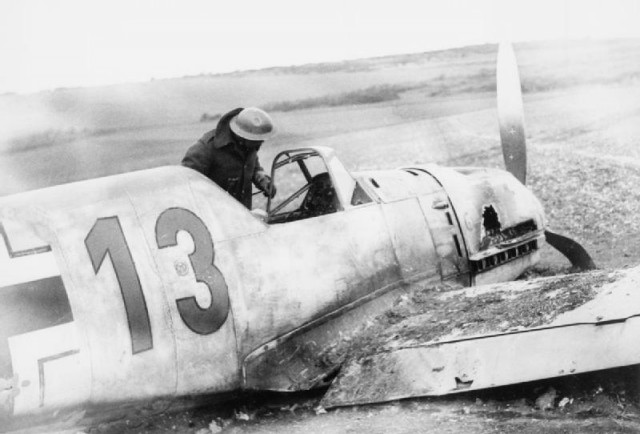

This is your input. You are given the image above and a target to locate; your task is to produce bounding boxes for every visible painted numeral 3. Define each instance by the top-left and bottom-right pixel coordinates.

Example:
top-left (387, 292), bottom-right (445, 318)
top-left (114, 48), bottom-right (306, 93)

top-left (156, 208), bottom-right (229, 334)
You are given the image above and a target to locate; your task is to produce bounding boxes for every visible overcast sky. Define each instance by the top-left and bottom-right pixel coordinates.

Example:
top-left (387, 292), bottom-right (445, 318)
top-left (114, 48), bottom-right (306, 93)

top-left (1, 0), bottom-right (639, 94)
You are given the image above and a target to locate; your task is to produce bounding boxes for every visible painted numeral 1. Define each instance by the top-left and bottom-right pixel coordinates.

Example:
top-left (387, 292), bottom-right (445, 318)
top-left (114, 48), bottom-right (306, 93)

top-left (85, 217), bottom-right (153, 354)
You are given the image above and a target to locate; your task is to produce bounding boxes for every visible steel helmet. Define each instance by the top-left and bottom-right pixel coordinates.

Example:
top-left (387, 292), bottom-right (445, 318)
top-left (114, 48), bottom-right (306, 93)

top-left (229, 107), bottom-right (276, 141)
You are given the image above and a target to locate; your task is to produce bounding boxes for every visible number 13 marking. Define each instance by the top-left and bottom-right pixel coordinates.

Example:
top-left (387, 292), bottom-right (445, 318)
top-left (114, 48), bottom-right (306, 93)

top-left (85, 208), bottom-right (230, 354)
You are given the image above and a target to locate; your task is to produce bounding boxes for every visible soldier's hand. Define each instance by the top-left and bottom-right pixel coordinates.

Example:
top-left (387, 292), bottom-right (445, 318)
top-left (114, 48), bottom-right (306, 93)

top-left (260, 177), bottom-right (277, 198)
top-left (264, 181), bottom-right (277, 198)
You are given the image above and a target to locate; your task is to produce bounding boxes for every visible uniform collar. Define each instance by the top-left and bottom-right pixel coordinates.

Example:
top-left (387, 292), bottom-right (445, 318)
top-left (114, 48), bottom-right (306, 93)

top-left (213, 107), bottom-right (243, 149)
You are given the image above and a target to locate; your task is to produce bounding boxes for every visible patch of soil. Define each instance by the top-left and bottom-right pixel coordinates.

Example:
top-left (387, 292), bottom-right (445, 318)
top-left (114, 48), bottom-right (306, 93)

top-left (325, 270), bottom-right (619, 363)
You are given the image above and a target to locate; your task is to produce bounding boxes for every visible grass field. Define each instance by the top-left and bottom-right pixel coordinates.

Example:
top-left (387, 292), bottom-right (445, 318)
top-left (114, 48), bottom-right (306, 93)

top-left (1, 39), bottom-right (640, 197)
top-left (2, 38), bottom-right (640, 273)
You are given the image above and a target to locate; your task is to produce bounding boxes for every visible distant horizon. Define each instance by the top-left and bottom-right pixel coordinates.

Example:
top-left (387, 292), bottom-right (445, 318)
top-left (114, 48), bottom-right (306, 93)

top-left (1, 36), bottom-right (634, 97)
top-left (3, 0), bottom-right (639, 95)
top-left (2, 39), bottom-right (491, 96)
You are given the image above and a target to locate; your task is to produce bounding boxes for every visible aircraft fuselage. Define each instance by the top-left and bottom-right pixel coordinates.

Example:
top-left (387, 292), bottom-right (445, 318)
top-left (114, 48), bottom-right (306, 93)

top-left (0, 149), bottom-right (545, 426)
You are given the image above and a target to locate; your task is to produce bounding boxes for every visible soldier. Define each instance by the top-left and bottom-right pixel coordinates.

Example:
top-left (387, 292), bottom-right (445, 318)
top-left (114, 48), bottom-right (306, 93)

top-left (182, 107), bottom-right (277, 209)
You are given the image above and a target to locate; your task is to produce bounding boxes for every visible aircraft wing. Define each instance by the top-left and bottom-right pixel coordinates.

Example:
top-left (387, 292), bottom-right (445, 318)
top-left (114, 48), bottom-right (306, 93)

top-left (321, 267), bottom-right (640, 408)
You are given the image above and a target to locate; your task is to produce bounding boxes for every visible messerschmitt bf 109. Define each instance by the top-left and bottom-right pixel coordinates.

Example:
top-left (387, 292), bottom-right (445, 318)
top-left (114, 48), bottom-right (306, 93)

top-left (0, 43), bottom-right (623, 431)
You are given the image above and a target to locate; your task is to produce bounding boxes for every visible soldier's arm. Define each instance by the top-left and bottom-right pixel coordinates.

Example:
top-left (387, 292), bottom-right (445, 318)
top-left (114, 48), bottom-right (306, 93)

top-left (252, 157), bottom-right (277, 197)
top-left (252, 157), bottom-right (269, 186)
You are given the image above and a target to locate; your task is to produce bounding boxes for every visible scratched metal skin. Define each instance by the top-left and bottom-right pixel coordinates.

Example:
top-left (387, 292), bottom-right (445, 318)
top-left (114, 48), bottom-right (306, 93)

top-left (240, 155), bottom-right (545, 391)
top-left (0, 147), bottom-right (547, 427)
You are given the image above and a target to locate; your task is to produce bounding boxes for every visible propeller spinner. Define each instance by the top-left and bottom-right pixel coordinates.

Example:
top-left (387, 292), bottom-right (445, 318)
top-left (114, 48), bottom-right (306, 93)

top-left (496, 43), bottom-right (596, 271)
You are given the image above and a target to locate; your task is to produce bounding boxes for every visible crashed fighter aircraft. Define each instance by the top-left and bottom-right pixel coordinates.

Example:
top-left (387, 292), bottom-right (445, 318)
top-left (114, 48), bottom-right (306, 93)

top-left (0, 44), bottom-right (609, 430)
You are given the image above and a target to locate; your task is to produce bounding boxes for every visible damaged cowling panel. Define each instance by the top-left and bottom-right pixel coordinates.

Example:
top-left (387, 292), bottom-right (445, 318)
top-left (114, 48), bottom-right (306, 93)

top-left (321, 267), bottom-right (640, 408)
top-left (406, 165), bottom-right (546, 284)
top-left (472, 214), bottom-right (539, 273)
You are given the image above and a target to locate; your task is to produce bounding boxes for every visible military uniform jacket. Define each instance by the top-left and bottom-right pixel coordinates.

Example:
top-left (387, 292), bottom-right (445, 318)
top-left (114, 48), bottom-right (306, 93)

top-left (181, 108), bottom-right (267, 209)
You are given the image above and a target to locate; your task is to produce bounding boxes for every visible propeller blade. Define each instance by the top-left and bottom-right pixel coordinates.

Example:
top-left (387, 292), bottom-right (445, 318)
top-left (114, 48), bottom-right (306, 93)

top-left (497, 45), bottom-right (595, 271)
top-left (497, 42), bottom-right (527, 185)
top-left (545, 229), bottom-right (597, 270)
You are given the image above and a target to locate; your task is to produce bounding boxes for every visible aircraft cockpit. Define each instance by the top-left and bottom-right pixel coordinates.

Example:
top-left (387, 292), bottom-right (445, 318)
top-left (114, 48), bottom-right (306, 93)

top-left (262, 147), bottom-right (372, 224)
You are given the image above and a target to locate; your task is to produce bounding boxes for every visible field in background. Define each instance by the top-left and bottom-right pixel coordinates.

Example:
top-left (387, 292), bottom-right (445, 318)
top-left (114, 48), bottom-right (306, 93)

top-left (0, 38), bottom-right (640, 197)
